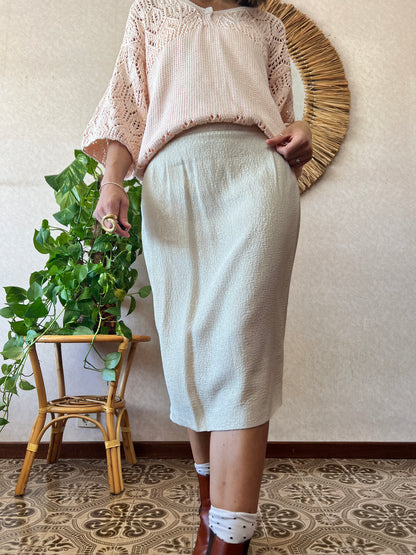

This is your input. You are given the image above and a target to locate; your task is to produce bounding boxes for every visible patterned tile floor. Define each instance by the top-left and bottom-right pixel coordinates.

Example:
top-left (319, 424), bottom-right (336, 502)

top-left (0, 458), bottom-right (415, 554)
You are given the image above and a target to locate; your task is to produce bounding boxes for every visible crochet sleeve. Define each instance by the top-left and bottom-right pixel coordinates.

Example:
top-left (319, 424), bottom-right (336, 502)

top-left (267, 18), bottom-right (294, 126)
top-left (82, 3), bottom-right (148, 178)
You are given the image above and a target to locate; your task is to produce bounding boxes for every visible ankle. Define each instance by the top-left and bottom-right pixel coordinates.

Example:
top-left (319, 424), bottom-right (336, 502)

top-left (195, 461), bottom-right (211, 476)
top-left (209, 505), bottom-right (257, 544)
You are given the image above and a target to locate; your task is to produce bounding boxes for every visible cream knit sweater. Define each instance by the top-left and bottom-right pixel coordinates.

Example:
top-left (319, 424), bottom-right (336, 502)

top-left (82, 0), bottom-right (294, 179)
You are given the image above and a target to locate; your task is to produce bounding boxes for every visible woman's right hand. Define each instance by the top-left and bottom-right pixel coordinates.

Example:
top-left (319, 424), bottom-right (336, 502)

top-left (92, 140), bottom-right (134, 237)
top-left (93, 183), bottom-right (131, 238)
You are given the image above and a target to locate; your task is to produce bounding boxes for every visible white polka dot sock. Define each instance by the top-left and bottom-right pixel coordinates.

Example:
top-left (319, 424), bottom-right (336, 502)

top-left (209, 505), bottom-right (257, 544)
top-left (194, 462), bottom-right (210, 476)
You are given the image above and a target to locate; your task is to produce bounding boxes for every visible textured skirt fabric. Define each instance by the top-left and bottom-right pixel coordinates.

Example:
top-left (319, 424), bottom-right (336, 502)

top-left (141, 124), bottom-right (300, 432)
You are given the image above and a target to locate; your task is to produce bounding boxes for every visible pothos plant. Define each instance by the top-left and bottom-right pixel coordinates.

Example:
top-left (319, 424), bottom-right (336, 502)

top-left (0, 150), bottom-right (151, 429)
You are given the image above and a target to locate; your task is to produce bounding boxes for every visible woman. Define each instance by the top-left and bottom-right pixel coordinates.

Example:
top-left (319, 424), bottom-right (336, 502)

top-left (83, 0), bottom-right (312, 553)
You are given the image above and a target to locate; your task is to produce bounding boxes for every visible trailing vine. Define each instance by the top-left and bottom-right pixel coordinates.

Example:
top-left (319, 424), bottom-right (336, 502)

top-left (0, 151), bottom-right (150, 428)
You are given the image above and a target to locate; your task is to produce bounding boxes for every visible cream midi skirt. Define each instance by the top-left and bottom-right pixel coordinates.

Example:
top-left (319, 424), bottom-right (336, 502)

top-left (141, 124), bottom-right (300, 432)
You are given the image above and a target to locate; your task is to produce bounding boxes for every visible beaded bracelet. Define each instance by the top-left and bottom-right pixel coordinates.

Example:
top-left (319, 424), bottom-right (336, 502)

top-left (100, 181), bottom-right (128, 196)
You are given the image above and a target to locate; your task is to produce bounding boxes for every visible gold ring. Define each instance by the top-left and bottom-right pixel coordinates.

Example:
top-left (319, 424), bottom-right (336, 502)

top-left (101, 214), bottom-right (118, 233)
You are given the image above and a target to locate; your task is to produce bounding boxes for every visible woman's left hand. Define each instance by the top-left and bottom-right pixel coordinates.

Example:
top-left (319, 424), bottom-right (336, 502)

top-left (266, 121), bottom-right (312, 178)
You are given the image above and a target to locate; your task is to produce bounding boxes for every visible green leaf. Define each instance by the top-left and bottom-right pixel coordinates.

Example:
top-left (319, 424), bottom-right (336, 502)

top-left (127, 296), bottom-right (136, 316)
top-left (3, 336), bottom-right (23, 349)
top-left (102, 293), bottom-right (119, 307)
top-left (30, 271), bottom-right (47, 286)
top-left (43, 283), bottom-right (58, 304)
top-left (19, 380), bottom-right (35, 391)
top-left (74, 264), bottom-right (88, 284)
top-left (63, 307), bottom-right (81, 326)
top-left (0, 418), bottom-right (9, 426)
top-left (74, 149), bottom-right (88, 163)
top-left (56, 328), bottom-right (74, 335)
top-left (60, 272), bottom-right (75, 290)
top-left (77, 288), bottom-right (92, 301)
top-left (33, 230), bottom-right (48, 252)
top-left (104, 306), bottom-right (121, 317)
top-left (68, 243), bottom-right (83, 261)
top-left (101, 368), bottom-right (116, 382)
top-left (98, 273), bottom-right (109, 288)
top-left (91, 308), bottom-right (99, 323)
top-left (27, 282), bottom-right (43, 302)
top-left (74, 150), bottom-right (99, 174)
top-left (11, 321), bottom-right (28, 336)
top-left (1, 345), bottom-right (24, 361)
top-left (33, 227), bottom-right (53, 255)
top-left (25, 330), bottom-right (39, 345)
top-left (104, 352), bottom-right (121, 369)
top-left (45, 173), bottom-right (60, 191)
top-left (92, 235), bottom-right (113, 252)
top-left (54, 158), bottom-right (87, 195)
top-left (116, 321), bottom-right (132, 340)
top-left (87, 262), bottom-right (105, 279)
top-left (53, 203), bottom-right (78, 225)
top-left (4, 376), bottom-right (18, 394)
top-left (2, 364), bottom-right (11, 375)
top-left (24, 298), bottom-right (49, 319)
top-left (42, 321), bottom-right (61, 334)
top-left (127, 183), bottom-right (142, 211)
top-left (47, 264), bottom-right (63, 276)
top-left (5, 287), bottom-right (27, 303)
top-left (114, 289), bottom-right (126, 301)
top-left (59, 288), bottom-right (72, 302)
top-left (54, 189), bottom-right (73, 210)
top-left (139, 285), bottom-right (152, 298)
top-left (8, 303), bottom-right (28, 318)
top-left (77, 298), bottom-right (95, 316)
top-left (73, 326), bottom-right (95, 335)
top-left (0, 307), bottom-right (14, 319)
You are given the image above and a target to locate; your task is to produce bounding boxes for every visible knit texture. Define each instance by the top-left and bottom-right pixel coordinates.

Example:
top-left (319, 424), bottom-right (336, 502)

top-left (82, 0), bottom-right (294, 179)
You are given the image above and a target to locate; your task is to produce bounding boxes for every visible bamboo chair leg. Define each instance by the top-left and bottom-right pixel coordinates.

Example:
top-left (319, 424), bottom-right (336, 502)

top-left (106, 445), bottom-right (123, 494)
top-left (115, 441), bottom-right (123, 492)
top-left (120, 410), bottom-right (137, 465)
top-left (105, 444), bottom-right (116, 494)
top-left (15, 412), bottom-right (47, 496)
top-left (105, 411), bottom-right (123, 495)
top-left (111, 443), bottom-right (123, 494)
top-left (15, 450), bottom-right (37, 496)
top-left (47, 417), bottom-right (67, 464)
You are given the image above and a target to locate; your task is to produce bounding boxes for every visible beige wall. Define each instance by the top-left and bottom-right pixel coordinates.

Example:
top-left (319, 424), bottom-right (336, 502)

top-left (1, 0), bottom-right (415, 443)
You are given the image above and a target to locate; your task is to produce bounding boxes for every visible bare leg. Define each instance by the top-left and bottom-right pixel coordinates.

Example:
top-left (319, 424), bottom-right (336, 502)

top-left (210, 421), bottom-right (269, 513)
top-left (187, 428), bottom-right (211, 464)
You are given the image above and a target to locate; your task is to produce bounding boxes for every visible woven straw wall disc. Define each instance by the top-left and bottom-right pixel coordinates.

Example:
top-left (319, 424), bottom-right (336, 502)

top-left (264, 0), bottom-right (351, 192)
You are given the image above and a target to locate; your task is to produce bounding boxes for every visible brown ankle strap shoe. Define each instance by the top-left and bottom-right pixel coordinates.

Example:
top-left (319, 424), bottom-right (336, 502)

top-left (206, 529), bottom-right (251, 555)
top-left (193, 474), bottom-right (211, 554)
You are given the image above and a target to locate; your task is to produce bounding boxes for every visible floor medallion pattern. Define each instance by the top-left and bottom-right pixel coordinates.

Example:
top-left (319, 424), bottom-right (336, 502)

top-left (0, 458), bottom-right (415, 554)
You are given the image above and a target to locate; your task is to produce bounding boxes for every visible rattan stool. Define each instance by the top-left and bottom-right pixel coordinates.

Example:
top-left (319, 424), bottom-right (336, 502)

top-left (15, 334), bottom-right (150, 496)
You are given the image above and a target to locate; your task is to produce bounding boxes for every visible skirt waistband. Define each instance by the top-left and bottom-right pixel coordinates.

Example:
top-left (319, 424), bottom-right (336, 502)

top-left (177, 122), bottom-right (265, 139)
